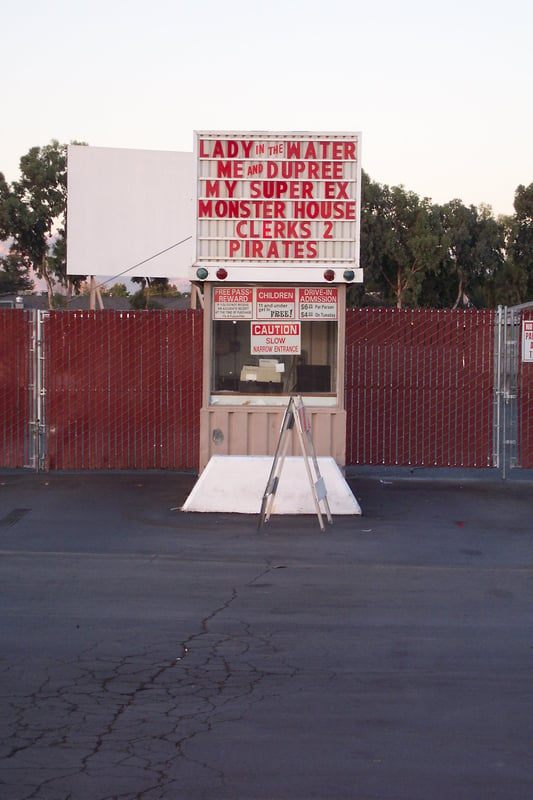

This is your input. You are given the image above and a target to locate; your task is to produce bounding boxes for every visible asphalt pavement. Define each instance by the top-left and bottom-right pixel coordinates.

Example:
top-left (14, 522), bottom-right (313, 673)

top-left (1, 470), bottom-right (532, 800)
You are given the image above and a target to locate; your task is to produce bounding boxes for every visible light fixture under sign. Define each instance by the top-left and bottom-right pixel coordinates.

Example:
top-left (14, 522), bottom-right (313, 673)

top-left (323, 269), bottom-right (335, 282)
top-left (216, 268), bottom-right (228, 280)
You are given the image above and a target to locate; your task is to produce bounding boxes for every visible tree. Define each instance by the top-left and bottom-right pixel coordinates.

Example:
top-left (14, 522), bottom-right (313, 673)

top-left (432, 201), bottom-right (477, 307)
top-left (9, 141), bottom-right (67, 304)
top-left (130, 277), bottom-right (170, 309)
top-left (501, 183), bottom-right (533, 305)
top-left (355, 175), bottom-right (442, 308)
top-left (1, 173), bottom-right (33, 293)
top-left (470, 205), bottom-right (507, 307)
top-left (385, 187), bottom-right (442, 308)
top-left (0, 252), bottom-right (33, 293)
top-left (0, 140), bottom-right (86, 308)
top-left (419, 200), bottom-right (506, 309)
top-left (0, 172), bottom-right (10, 238)
top-left (349, 171), bottom-right (389, 306)
top-left (99, 282), bottom-right (129, 297)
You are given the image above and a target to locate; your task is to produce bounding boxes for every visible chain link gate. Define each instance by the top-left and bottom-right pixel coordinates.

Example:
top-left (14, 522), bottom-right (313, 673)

top-left (1, 309), bottom-right (203, 472)
top-left (494, 304), bottom-right (533, 477)
top-left (0, 309), bottom-right (36, 469)
top-left (42, 309), bottom-right (203, 471)
top-left (345, 308), bottom-right (495, 469)
top-left (30, 311), bottom-right (48, 471)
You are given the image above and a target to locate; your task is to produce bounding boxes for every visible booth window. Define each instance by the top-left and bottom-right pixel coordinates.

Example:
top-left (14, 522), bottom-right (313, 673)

top-left (212, 319), bottom-right (337, 400)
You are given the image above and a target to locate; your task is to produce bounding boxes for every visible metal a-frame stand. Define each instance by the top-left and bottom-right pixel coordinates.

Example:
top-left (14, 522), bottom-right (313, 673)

top-left (258, 395), bottom-right (333, 532)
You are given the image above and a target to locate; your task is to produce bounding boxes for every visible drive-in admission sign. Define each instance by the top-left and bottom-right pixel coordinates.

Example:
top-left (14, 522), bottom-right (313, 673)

top-left (193, 131), bottom-right (362, 282)
top-left (298, 287), bottom-right (337, 319)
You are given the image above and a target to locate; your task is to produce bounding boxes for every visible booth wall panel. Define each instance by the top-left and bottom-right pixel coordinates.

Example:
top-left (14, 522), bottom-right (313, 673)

top-left (200, 407), bottom-right (346, 472)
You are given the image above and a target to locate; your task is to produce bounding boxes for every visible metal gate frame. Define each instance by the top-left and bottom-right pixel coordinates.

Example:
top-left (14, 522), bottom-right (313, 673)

top-left (0, 309), bottom-right (36, 470)
top-left (345, 308), bottom-right (495, 470)
top-left (494, 303), bottom-right (533, 477)
top-left (42, 309), bottom-right (203, 471)
top-left (30, 310), bottom-right (48, 471)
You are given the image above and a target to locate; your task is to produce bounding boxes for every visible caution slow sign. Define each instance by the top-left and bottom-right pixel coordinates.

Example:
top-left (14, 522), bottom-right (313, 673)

top-left (250, 322), bottom-right (301, 355)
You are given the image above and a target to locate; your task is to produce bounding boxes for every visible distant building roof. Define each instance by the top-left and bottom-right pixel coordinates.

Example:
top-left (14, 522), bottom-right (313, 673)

top-left (1, 293), bottom-right (193, 311)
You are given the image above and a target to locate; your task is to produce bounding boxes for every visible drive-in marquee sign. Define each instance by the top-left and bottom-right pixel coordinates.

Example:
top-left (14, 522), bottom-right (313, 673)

top-left (193, 131), bottom-right (362, 283)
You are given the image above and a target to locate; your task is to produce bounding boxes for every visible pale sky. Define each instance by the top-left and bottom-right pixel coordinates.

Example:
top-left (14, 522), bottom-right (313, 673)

top-left (2, 0), bottom-right (532, 217)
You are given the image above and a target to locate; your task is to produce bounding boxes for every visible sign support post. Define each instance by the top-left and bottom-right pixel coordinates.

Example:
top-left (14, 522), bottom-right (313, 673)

top-left (258, 395), bottom-right (332, 532)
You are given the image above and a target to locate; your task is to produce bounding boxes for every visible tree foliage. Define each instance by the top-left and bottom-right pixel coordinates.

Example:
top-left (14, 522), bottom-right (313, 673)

top-left (1, 143), bottom-right (532, 309)
top-left (99, 282), bottom-right (129, 297)
top-left (500, 184), bottom-right (533, 305)
top-left (1, 173), bottom-right (32, 292)
top-left (0, 140), bottom-right (85, 306)
top-left (0, 252), bottom-right (33, 293)
top-left (130, 277), bottom-right (171, 309)
top-left (356, 172), bottom-right (521, 309)
top-left (7, 141), bottom-right (67, 303)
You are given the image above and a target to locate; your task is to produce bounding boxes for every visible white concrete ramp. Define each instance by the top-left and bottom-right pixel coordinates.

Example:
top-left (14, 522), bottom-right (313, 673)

top-left (182, 456), bottom-right (362, 515)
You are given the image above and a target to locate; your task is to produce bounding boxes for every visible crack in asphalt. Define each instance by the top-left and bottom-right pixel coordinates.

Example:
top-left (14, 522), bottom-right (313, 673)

top-left (0, 560), bottom-right (296, 800)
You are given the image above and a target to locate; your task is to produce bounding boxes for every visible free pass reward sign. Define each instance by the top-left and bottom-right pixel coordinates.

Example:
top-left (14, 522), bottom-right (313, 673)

top-left (194, 131), bottom-right (362, 282)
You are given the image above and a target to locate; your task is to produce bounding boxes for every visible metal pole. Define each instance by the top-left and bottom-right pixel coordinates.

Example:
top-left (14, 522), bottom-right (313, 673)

top-left (502, 307), bottom-right (508, 480)
top-left (494, 306), bottom-right (503, 471)
top-left (35, 311), bottom-right (47, 472)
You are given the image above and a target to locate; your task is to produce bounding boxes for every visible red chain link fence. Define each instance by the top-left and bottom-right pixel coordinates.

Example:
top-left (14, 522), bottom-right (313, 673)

top-left (517, 308), bottom-right (533, 468)
top-left (0, 310), bottom-right (33, 468)
top-left (345, 308), bottom-right (495, 467)
top-left (44, 310), bottom-right (203, 470)
top-left (3, 306), bottom-right (531, 473)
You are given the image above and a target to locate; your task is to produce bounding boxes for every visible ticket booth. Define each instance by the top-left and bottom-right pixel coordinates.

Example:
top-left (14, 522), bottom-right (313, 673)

top-left (189, 130), bottom-right (363, 478)
top-left (199, 283), bottom-right (347, 471)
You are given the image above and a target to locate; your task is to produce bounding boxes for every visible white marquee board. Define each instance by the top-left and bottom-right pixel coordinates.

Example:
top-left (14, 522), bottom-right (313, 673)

top-left (67, 145), bottom-right (194, 280)
top-left (193, 130), bottom-right (362, 283)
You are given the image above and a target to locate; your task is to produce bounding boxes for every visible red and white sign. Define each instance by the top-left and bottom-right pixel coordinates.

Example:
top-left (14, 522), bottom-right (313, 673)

top-left (522, 320), bottom-right (533, 362)
top-left (298, 287), bottom-right (338, 320)
top-left (212, 286), bottom-right (338, 321)
top-left (251, 322), bottom-right (301, 355)
top-left (255, 287), bottom-right (296, 320)
top-left (213, 287), bottom-right (253, 319)
top-left (194, 131), bottom-right (362, 282)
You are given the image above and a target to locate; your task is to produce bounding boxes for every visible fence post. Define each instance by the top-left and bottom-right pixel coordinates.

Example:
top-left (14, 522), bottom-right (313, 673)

top-left (496, 305), bottom-right (521, 479)
top-left (493, 306), bottom-right (503, 472)
top-left (505, 307), bottom-right (520, 476)
top-left (28, 310), bottom-right (48, 472)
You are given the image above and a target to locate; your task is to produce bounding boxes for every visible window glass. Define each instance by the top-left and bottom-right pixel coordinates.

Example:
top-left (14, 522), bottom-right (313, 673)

top-left (212, 319), bottom-right (337, 398)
